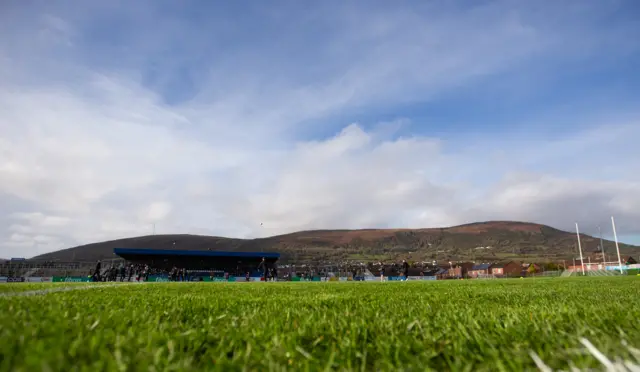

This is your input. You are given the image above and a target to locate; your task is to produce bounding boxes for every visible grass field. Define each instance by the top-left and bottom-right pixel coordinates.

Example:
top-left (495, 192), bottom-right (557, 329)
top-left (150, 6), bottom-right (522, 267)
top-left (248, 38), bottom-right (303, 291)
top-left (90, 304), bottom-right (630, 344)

top-left (0, 282), bottom-right (112, 294)
top-left (1, 277), bottom-right (639, 371)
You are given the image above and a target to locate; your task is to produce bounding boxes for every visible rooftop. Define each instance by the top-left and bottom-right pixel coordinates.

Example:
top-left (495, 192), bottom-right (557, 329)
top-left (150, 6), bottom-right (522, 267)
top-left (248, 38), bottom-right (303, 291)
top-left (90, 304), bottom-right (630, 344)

top-left (471, 263), bottom-right (491, 270)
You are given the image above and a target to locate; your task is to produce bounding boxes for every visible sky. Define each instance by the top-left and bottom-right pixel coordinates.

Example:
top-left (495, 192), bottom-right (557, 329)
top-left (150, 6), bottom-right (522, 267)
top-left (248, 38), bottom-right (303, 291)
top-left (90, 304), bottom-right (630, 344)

top-left (1, 0), bottom-right (640, 258)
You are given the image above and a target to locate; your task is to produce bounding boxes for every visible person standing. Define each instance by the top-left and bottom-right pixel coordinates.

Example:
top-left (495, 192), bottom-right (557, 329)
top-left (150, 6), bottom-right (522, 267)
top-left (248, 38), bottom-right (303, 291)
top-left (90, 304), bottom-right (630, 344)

top-left (257, 257), bottom-right (268, 282)
top-left (401, 260), bottom-right (409, 281)
top-left (94, 260), bottom-right (102, 282)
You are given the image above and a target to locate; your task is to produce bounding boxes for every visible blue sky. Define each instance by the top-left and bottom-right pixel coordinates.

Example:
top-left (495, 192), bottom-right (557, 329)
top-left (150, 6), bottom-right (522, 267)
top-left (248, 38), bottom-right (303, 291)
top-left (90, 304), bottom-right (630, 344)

top-left (1, 0), bottom-right (639, 257)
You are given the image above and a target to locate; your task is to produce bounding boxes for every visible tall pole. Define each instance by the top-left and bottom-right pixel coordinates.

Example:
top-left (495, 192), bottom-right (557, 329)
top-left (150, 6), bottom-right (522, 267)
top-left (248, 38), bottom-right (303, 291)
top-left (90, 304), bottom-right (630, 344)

top-left (575, 223), bottom-right (585, 275)
top-left (611, 216), bottom-right (624, 274)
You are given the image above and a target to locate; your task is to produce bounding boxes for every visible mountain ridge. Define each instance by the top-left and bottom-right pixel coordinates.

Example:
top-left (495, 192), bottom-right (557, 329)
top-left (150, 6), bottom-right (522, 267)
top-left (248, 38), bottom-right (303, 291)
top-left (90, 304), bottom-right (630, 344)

top-left (30, 221), bottom-right (640, 263)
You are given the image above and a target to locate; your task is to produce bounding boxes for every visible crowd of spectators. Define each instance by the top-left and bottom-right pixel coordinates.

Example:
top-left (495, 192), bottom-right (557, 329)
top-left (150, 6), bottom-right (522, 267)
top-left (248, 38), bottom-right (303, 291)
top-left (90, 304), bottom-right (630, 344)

top-left (92, 262), bottom-right (158, 282)
top-left (66, 258), bottom-right (444, 282)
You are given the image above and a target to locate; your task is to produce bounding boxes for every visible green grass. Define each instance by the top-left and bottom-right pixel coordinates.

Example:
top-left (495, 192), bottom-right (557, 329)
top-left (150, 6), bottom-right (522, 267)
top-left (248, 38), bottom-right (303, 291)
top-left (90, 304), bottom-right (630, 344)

top-left (1, 277), bottom-right (639, 371)
top-left (0, 282), bottom-right (104, 293)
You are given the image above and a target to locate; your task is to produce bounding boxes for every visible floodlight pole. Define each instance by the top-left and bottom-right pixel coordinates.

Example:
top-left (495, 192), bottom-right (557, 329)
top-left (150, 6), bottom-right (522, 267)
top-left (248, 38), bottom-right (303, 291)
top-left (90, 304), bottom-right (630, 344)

top-left (575, 223), bottom-right (585, 275)
top-left (611, 216), bottom-right (623, 274)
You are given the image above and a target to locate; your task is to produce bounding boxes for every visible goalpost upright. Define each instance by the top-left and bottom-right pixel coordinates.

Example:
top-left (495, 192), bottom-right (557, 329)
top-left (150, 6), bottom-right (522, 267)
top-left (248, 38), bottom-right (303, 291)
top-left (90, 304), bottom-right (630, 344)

top-left (575, 223), bottom-right (586, 275)
top-left (611, 216), bottom-right (624, 274)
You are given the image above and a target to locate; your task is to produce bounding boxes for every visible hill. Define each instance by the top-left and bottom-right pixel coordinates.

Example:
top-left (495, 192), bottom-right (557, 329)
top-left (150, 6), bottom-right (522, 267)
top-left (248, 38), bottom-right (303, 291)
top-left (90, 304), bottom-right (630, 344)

top-left (31, 221), bottom-right (640, 264)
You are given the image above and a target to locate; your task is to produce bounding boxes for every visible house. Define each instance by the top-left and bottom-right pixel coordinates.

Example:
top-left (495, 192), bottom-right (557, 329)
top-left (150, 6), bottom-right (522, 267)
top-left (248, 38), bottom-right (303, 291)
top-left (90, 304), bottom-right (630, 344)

top-left (468, 263), bottom-right (492, 278)
top-left (439, 262), bottom-right (474, 279)
top-left (439, 265), bottom-right (462, 279)
top-left (490, 261), bottom-right (521, 277)
top-left (434, 268), bottom-right (448, 279)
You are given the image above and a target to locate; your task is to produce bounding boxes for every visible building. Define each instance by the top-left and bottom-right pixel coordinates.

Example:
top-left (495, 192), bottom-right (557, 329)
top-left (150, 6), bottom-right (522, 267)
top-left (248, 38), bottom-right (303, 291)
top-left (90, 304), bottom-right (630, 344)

top-left (113, 248), bottom-right (280, 278)
top-left (490, 261), bottom-right (521, 277)
top-left (434, 268), bottom-right (449, 279)
top-left (439, 262), bottom-right (474, 279)
top-left (468, 263), bottom-right (492, 278)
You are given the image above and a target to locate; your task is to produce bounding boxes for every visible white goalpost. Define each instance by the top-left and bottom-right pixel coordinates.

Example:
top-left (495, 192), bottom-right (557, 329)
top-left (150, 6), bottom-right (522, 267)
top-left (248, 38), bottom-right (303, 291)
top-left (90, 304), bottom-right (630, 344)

top-left (611, 216), bottom-right (624, 274)
top-left (570, 218), bottom-right (626, 276)
top-left (575, 223), bottom-right (586, 275)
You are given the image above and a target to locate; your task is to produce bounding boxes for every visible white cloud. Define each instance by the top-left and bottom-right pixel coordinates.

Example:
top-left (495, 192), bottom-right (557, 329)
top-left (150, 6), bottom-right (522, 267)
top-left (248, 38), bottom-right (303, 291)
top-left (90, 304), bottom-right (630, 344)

top-left (10, 213), bottom-right (70, 227)
top-left (146, 202), bottom-right (172, 221)
top-left (0, 0), bottom-right (639, 258)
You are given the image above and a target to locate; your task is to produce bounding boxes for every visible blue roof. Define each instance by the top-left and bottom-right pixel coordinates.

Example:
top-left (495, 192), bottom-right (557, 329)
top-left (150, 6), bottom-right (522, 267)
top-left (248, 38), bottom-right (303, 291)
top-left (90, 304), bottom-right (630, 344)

top-left (471, 263), bottom-right (491, 270)
top-left (113, 248), bottom-right (279, 259)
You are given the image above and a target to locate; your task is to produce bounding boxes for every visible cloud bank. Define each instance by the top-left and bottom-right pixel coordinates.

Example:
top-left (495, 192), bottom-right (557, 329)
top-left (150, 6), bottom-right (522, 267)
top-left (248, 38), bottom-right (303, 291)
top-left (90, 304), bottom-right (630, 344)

top-left (1, 0), bottom-right (639, 257)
